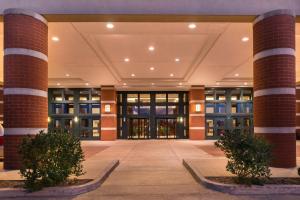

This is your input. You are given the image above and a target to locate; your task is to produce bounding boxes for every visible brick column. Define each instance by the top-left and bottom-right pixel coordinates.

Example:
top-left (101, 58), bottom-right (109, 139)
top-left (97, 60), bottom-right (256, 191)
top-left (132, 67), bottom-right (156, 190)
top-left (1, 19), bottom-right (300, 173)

top-left (3, 9), bottom-right (48, 169)
top-left (253, 10), bottom-right (296, 168)
top-left (189, 86), bottom-right (205, 140)
top-left (101, 86), bottom-right (117, 140)
top-left (296, 84), bottom-right (300, 140)
top-left (0, 83), bottom-right (3, 124)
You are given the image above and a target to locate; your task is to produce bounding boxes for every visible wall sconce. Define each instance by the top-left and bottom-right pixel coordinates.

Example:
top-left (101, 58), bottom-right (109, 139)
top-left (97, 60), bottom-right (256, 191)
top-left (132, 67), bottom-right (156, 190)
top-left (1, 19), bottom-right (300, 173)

top-left (195, 104), bottom-right (201, 112)
top-left (47, 117), bottom-right (51, 123)
top-left (178, 117), bottom-right (184, 123)
top-left (74, 116), bottom-right (79, 123)
top-left (105, 104), bottom-right (111, 113)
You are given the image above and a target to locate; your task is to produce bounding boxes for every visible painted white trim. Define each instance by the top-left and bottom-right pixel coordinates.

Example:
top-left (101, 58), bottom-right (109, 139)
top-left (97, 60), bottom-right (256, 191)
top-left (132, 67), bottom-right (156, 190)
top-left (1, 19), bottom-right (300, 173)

top-left (296, 100), bottom-right (300, 103)
top-left (253, 9), bottom-right (295, 25)
top-left (296, 87), bottom-right (300, 90)
top-left (4, 88), bottom-right (47, 98)
top-left (254, 127), bottom-right (295, 134)
top-left (296, 113), bottom-right (300, 116)
top-left (190, 114), bottom-right (205, 117)
top-left (5, 128), bottom-right (47, 136)
top-left (253, 48), bottom-right (295, 62)
top-left (4, 48), bottom-right (48, 62)
top-left (0, 101), bottom-right (3, 104)
top-left (101, 114), bottom-right (117, 117)
top-left (189, 100), bottom-right (205, 104)
top-left (296, 127), bottom-right (300, 129)
top-left (101, 127), bottom-right (117, 131)
top-left (101, 101), bottom-right (116, 104)
top-left (189, 127), bottom-right (205, 130)
top-left (0, 115), bottom-right (3, 118)
top-left (4, 8), bottom-right (47, 25)
top-left (254, 87), bottom-right (295, 97)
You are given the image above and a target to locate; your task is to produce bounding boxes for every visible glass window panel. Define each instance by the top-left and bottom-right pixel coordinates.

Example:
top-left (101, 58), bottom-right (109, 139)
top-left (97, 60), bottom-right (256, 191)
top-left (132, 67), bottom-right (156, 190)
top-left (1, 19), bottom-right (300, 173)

top-left (206, 95), bottom-right (214, 101)
top-left (216, 119), bottom-right (225, 136)
top-left (127, 94), bottom-right (138, 103)
top-left (205, 104), bottom-right (214, 113)
top-left (242, 91), bottom-right (252, 101)
top-left (91, 90), bottom-right (100, 101)
top-left (232, 103), bottom-right (242, 113)
top-left (206, 119), bottom-right (214, 136)
top-left (156, 106), bottom-right (167, 115)
top-left (168, 105), bottom-right (178, 115)
top-left (232, 118), bottom-right (241, 128)
top-left (80, 90), bottom-right (90, 101)
top-left (245, 102), bottom-right (252, 113)
top-left (53, 90), bottom-right (63, 101)
top-left (168, 94), bottom-right (179, 103)
top-left (64, 119), bottom-right (73, 129)
top-left (140, 106), bottom-right (150, 115)
top-left (64, 90), bottom-right (74, 101)
top-left (80, 118), bottom-right (89, 127)
top-left (54, 119), bottom-right (61, 128)
top-left (216, 90), bottom-right (226, 100)
top-left (156, 93), bottom-right (166, 103)
top-left (64, 104), bottom-right (74, 114)
top-left (119, 93), bottom-right (123, 103)
top-left (216, 103), bottom-right (226, 113)
top-left (93, 129), bottom-right (100, 137)
top-left (231, 90), bottom-right (241, 100)
top-left (93, 119), bottom-right (99, 128)
top-left (54, 104), bottom-right (63, 114)
top-left (92, 104), bottom-right (100, 114)
top-left (244, 118), bottom-right (250, 127)
top-left (119, 105), bottom-right (123, 115)
top-left (127, 105), bottom-right (138, 115)
top-left (183, 93), bottom-right (187, 103)
top-left (80, 130), bottom-right (90, 138)
top-left (79, 104), bottom-right (89, 114)
top-left (140, 94), bottom-right (150, 103)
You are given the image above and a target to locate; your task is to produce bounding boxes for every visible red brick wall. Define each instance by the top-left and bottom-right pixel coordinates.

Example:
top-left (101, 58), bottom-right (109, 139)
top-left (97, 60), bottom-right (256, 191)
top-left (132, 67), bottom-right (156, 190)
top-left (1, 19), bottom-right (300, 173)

top-left (189, 86), bottom-right (205, 140)
top-left (100, 87), bottom-right (117, 141)
top-left (253, 10), bottom-right (296, 168)
top-left (3, 10), bottom-right (48, 169)
top-left (296, 85), bottom-right (300, 139)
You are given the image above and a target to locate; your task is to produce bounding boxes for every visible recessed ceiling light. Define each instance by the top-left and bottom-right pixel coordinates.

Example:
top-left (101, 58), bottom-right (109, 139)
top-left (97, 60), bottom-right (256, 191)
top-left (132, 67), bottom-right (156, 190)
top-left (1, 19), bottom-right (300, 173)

top-left (235, 73), bottom-right (239, 77)
top-left (170, 73), bottom-right (174, 77)
top-left (123, 83), bottom-right (127, 86)
top-left (131, 73), bottom-right (135, 77)
top-left (148, 46), bottom-right (155, 51)
top-left (52, 36), bottom-right (59, 42)
top-left (85, 83), bottom-right (89, 86)
top-left (151, 83), bottom-right (155, 85)
top-left (241, 36), bottom-right (249, 42)
top-left (216, 82), bottom-right (220, 85)
top-left (56, 83), bottom-right (60, 86)
top-left (244, 82), bottom-right (248, 85)
top-left (179, 82), bottom-right (183, 86)
top-left (106, 23), bottom-right (114, 29)
top-left (175, 58), bottom-right (180, 62)
top-left (188, 23), bottom-right (196, 29)
top-left (124, 58), bottom-right (130, 62)
top-left (150, 67), bottom-right (155, 71)
top-left (65, 73), bottom-right (70, 77)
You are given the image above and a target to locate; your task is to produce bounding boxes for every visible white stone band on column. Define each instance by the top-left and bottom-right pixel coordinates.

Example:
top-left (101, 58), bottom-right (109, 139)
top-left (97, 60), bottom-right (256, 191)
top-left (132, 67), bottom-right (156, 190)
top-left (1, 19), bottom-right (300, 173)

top-left (254, 87), bottom-right (295, 97)
top-left (4, 88), bottom-right (47, 98)
top-left (101, 127), bottom-right (117, 131)
top-left (101, 101), bottom-right (116, 104)
top-left (4, 48), bottom-right (48, 62)
top-left (253, 9), bottom-right (295, 25)
top-left (189, 100), bottom-right (205, 104)
top-left (101, 114), bottom-right (117, 117)
top-left (5, 128), bottom-right (48, 136)
top-left (189, 127), bottom-right (205, 130)
top-left (190, 114), bottom-right (205, 117)
top-left (254, 127), bottom-right (295, 134)
top-left (4, 8), bottom-right (47, 25)
top-left (253, 48), bottom-right (295, 62)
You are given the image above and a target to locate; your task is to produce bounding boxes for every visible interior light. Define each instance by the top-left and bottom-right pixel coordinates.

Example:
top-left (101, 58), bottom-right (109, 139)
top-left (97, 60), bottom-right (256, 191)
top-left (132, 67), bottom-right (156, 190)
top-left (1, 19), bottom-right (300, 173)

top-left (106, 23), bottom-right (114, 29)
top-left (74, 116), bottom-right (79, 123)
top-left (47, 117), bottom-right (51, 123)
top-left (195, 104), bottom-right (201, 112)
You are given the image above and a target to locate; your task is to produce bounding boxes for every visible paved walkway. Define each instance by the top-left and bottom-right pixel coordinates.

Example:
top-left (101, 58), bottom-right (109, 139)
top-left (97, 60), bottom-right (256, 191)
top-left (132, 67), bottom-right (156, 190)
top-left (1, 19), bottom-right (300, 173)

top-left (72, 140), bottom-right (299, 200)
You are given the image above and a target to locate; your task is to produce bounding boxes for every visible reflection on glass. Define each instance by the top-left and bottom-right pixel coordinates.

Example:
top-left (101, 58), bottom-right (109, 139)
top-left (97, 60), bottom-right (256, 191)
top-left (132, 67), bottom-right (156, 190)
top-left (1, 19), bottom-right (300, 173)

top-left (168, 94), bottom-right (179, 103)
top-left (53, 91), bottom-right (63, 101)
top-left (216, 119), bottom-right (225, 136)
top-left (206, 119), bottom-right (214, 136)
top-left (127, 94), bottom-right (138, 103)
top-left (156, 93), bottom-right (166, 103)
top-left (245, 102), bottom-right (252, 113)
top-left (216, 103), bottom-right (226, 113)
top-left (232, 118), bottom-right (241, 128)
top-left (168, 105), bottom-right (178, 115)
top-left (216, 90), bottom-right (226, 100)
top-left (231, 103), bottom-right (242, 113)
top-left (80, 91), bottom-right (89, 101)
top-left (55, 119), bottom-right (60, 128)
top-left (65, 104), bottom-right (74, 114)
top-left (80, 130), bottom-right (90, 138)
top-left (93, 129), bottom-right (100, 137)
top-left (64, 119), bottom-right (73, 130)
top-left (140, 106), bottom-right (150, 115)
top-left (81, 118), bottom-right (89, 127)
top-left (244, 118), bottom-right (250, 127)
top-left (54, 104), bottom-right (63, 114)
top-left (127, 105), bottom-right (138, 115)
top-left (91, 90), bottom-right (100, 101)
top-left (231, 90), bottom-right (241, 100)
top-left (93, 120), bottom-right (99, 128)
top-left (129, 118), bottom-right (149, 139)
top-left (168, 119), bottom-right (176, 138)
top-left (79, 104), bottom-right (89, 114)
top-left (206, 95), bottom-right (214, 101)
top-left (92, 104), bottom-right (100, 114)
top-left (156, 106), bottom-right (167, 115)
top-left (140, 94), bottom-right (150, 103)
top-left (206, 104), bottom-right (214, 113)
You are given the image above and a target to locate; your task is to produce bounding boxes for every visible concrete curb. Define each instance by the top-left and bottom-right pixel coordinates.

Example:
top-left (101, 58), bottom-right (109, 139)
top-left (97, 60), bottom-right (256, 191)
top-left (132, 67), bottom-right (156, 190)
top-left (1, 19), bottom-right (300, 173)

top-left (183, 159), bottom-right (300, 195)
top-left (0, 160), bottom-right (119, 198)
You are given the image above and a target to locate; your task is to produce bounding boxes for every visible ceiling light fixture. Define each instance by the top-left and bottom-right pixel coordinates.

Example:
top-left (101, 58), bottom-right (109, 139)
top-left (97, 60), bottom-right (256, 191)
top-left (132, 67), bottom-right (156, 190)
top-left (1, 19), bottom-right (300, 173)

top-left (170, 73), bottom-right (174, 77)
top-left (244, 82), bottom-right (248, 85)
top-left (188, 23), bottom-right (196, 29)
top-left (241, 36), bottom-right (249, 42)
top-left (65, 73), bottom-right (70, 77)
top-left (151, 83), bottom-right (155, 85)
top-left (179, 82), bottom-right (183, 86)
top-left (235, 73), bottom-right (239, 77)
top-left (216, 82), bottom-right (220, 85)
top-left (52, 36), bottom-right (59, 42)
top-left (124, 58), bottom-right (130, 62)
top-left (56, 83), bottom-right (60, 86)
top-left (148, 46), bottom-right (155, 51)
top-left (106, 23), bottom-right (114, 29)
top-left (175, 58), bottom-right (180, 62)
top-left (150, 67), bottom-right (155, 71)
top-left (85, 83), bottom-right (89, 86)
top-left (131, 73), bottom-right (135, 77)
top-left (123, 83), bottom-right (127, 86)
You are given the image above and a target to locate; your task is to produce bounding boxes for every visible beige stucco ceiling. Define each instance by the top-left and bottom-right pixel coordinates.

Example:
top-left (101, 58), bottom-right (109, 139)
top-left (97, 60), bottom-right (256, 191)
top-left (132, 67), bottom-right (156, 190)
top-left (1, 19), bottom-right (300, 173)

top-left (0, 22), bottom-right (299, 89)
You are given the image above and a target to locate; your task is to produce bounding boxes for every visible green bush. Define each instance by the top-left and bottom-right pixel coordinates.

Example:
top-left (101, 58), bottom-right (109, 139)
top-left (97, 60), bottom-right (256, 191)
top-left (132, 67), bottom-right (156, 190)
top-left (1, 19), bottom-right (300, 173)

top-left (215, 130), bottom-right (272, 185)
top-left (19, 131), bottom-right (85, 191)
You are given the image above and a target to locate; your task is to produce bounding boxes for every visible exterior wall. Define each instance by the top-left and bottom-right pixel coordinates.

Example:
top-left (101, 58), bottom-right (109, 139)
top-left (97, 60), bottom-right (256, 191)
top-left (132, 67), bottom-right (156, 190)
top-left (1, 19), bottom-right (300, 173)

top-left (296, 84), bottom-right (300, 139)
top-left (253, 10), bottom-right (296, 168)
top-left (189, 86), bottom-right (205, 140)
top-left (3, 9), bottom-right (48, 169)
top-left (101, 87), bottom-right (117, 140)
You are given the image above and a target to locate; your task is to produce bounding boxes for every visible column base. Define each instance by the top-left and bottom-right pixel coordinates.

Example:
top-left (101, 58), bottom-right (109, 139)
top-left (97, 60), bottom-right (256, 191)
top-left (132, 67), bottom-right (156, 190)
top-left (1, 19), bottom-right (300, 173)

top-left (101, 130), bottom-right (117, 141)
top-left (189, 130), bottom-right (205, 140)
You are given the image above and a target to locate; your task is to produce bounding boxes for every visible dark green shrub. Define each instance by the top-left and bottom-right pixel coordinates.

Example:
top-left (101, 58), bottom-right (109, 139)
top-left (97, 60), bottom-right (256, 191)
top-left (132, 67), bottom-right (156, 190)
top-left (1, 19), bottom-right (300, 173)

top-left (19, 131), bottom-right (85, 191)
top-left (215, 129), bottom-right (272, 185)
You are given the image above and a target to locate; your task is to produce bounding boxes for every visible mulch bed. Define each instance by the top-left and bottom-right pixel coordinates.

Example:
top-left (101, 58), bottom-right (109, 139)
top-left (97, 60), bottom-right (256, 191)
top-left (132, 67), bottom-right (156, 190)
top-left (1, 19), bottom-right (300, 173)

top-left (207, 177), bottom-right (300, 185)
top-left (0, 179), bottom-right (93, 188)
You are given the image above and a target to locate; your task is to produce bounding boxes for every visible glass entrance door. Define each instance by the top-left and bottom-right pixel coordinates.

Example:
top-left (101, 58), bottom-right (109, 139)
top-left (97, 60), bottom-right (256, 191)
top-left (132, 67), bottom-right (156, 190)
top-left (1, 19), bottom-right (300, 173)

top-left (156, 118), bottom-right (177, 139)
top-left (128, 118), bottom-right (150, 139)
